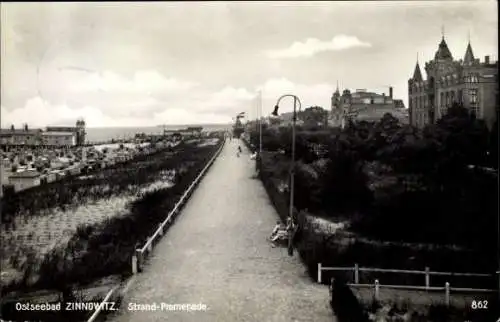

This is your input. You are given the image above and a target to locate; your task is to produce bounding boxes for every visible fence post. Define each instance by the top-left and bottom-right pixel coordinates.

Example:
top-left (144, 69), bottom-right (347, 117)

top-left (135, 249), bottom-right (142, 272)
top-left (374, 279), bottom-right (380, 301)
top-left (425, 267), bottom-right (430, 290)
top-left (445, 282), bottom-right (450, 307)
top-left (354, 263), bottom-right (359, 284)
top-left (317, 263), bottom-right (322, 283)
top-left (131, 253), bottom-right (137, 274)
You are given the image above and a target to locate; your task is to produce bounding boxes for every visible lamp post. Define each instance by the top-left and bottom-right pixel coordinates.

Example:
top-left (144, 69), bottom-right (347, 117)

top-left (272, 94), bottom-right (302, 256)
top-left (258, 91), bottom-right (263, 154)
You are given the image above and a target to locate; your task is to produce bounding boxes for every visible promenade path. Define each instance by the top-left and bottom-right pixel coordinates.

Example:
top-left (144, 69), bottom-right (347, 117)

top-left (111, 139), bottom-right (334, 322)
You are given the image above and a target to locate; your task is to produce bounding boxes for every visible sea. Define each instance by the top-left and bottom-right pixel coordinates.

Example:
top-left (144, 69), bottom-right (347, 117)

top-left (85, 124), bottom-right (231, 143)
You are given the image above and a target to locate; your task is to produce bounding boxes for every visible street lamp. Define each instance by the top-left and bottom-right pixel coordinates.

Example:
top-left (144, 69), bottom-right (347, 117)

top-left (258, 91), bottom-right (263, 154)
top-left (272, 94), bottom-right (302, 256)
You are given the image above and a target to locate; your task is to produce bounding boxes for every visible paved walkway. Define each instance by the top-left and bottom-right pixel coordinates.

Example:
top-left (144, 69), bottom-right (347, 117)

top-left (111, 139), bottom-right (334, 322)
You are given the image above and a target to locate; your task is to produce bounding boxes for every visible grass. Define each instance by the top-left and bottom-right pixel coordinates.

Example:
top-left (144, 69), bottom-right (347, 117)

top-left (1, 136), bottom-right (224, 321)
top-left (0, 138), bottom-right (223, 297)
top-left (360, 294), bottom-right (499, 322)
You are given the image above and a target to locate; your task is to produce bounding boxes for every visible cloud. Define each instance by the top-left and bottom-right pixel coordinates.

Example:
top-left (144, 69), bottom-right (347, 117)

top-left (1, 78), bottom-right (337, 127)
top-left (0, 97), bottom-right (159, 128)
top-left (202, 86), bottom-right (256, 113)
top-left (251, 78), bottom-right (334, 118)
top-left (265, 35), bottom-right (372, 58)
top-left (69, 70), bottom-right (197, 94)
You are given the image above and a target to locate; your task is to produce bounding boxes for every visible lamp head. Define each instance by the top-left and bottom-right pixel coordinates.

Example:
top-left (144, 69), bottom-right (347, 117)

top-left (272, 105), bottom-right (279, 116)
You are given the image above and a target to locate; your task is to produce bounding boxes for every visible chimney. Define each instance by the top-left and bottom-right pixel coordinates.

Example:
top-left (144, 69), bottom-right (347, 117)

top-left (389, 87), bottom-right (393, 98)
top-left (24, 124), bottom-right (28, 131)
top-left (485, 56), bottom-right (490, 64)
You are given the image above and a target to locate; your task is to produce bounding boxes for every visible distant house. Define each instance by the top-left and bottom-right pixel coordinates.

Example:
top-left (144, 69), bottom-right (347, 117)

top-left (330, 87), bottom-right (409, 127)
top-left (9, 170), bottom-right (41, 192)
top-left (0, 120), bottom-right (86, 146)
top-left (0, 127), bottom-right (43, 146)
top-left (42, 132), bottom-right (77, 147)
top-left (164, 127), bottom-right (203, 138)
top-left (272, 112), bottom-right (305, 127)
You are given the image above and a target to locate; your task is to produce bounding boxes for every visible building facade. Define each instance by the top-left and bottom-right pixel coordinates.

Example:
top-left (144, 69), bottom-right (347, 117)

top-left (330, 86), bottom-right (408, 128)
top-left (8, 170), bottom-right (41, 192)
top-left (0, 125), bottom-right (43, 146)
top-left (408, 36), bottom-right (498, 129)
top-left (41, 132), bottom-right (77, 146)
top-left (46, 119), bottom-right (86, 145)
top-left (1, 120), bottom-right (86, 147)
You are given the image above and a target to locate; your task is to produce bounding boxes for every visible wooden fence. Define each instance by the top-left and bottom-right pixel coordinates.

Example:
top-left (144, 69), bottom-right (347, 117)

top-left (87, 138), bottom-right (225, 322)
top-left (132, 138), bottom-right (226, 273)
top-left (319, 263), bottom-right (499, 306)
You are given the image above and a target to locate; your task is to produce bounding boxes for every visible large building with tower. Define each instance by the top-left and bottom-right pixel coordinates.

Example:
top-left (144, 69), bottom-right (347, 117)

top-left (408, 35), bottom-right (498, 129)
top-left (330, 85), bottom-right (408, 128)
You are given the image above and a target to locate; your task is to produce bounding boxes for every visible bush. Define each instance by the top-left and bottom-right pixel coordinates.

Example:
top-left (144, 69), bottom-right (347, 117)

top-left (330, 277), bottom-right (369, 322)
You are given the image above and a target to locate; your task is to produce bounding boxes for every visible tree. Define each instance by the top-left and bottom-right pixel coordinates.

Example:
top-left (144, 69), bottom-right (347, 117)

top-left (299, 106), bottom-right (328, 128)
top-left (435, 102), bottom-right (490, 167)
top-left (488, 118), bottom-right (498, 168)
top-left (294, 162), bottom-right (323, 212)
top-left (321, 135), bottom-right (373, 215)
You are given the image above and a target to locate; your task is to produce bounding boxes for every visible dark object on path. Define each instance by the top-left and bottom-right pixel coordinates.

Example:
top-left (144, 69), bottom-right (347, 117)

top-left (330, 277), bottom-right (369, 322)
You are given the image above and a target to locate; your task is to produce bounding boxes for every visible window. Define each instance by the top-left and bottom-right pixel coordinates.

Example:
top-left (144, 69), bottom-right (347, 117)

top-left (470, 88), bottom-right (478, 104)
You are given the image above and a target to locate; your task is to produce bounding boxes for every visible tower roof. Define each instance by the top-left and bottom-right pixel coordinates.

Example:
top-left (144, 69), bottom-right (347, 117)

top-left (463, 42), bottom-right (475, 64)
top-left (412, 62), bottom-right (423, 81)
top-left (434, 37), bottom-right (453, 61)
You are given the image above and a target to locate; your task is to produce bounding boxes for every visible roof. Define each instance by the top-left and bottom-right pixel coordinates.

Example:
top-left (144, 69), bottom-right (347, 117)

top-left (42, 132), bottom-right (76, 136)
top-left (412, 62), bottom-right (423, 81)
top-left (46, 126), bottom-right (77, 132)
top-left (0, 129), bottom-right (43, 135)
top-left (10, 170), bottom-right (41, 178)
top-left (463, 42), bottom-right (475, 64)
top-left (434, 37), bottom-right (453, 61)
top-left (393, 99), bottom-right (406, 109)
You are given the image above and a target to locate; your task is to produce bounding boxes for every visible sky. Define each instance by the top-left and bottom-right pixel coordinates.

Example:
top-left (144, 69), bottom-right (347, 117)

top-left (1, 1), bottom-right (497, 128)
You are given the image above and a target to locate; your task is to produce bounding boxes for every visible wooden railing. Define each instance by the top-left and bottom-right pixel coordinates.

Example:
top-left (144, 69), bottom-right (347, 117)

top-left (86, 138), bottom-right (225, 322)
top-left (86, 285), bottom-right (119, 322)
top-left (132, 138), bottom-right (225, 273)
top-left (320, 263), bottom-right (498, 305)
